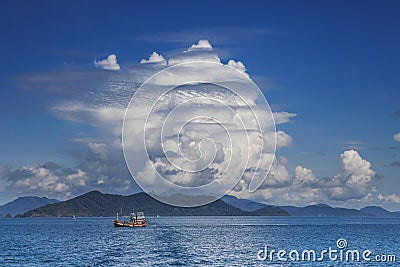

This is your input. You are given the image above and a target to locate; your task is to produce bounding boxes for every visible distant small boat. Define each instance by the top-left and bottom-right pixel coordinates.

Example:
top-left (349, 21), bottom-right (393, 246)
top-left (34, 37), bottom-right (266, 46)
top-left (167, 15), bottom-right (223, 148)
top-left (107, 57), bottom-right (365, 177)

top-left (113, 212), bottom-right (147, 227)
top-left (72, 215), bottom-right (76, 219)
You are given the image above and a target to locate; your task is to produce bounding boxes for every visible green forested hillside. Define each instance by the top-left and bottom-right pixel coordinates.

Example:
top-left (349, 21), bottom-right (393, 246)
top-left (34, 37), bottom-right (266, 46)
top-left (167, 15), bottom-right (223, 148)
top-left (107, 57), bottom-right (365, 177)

top-left (19, 191), bottom-right (262, 217)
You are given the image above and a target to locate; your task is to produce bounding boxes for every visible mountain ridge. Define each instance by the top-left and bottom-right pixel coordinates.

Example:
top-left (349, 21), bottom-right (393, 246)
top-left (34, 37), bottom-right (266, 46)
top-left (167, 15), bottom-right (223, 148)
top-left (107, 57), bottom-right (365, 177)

top-left (221, 195), bottom-right (266, 212)
top-left (280, 204), bottom-right (369, 217)
top-left (0, 196), bottom-right (59, 217)
top-left (12, 191), bottom-right (400, 218)
top-left (360, 206), bottom-right (400, 217)
top-left (17, 191), bottom-right (288, 217)
top-left (222, 195), bottom-right (400, 217)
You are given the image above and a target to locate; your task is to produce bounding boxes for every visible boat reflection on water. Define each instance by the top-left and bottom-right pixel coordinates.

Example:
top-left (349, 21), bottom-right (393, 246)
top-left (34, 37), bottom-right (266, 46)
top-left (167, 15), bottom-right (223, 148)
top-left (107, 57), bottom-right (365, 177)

top-left (113, 211), bottom-right (147, 227)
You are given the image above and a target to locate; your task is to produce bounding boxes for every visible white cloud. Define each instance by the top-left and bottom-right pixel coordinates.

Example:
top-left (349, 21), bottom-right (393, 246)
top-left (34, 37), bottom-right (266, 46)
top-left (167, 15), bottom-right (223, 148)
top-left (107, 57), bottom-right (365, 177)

top-left (322, 150), bottom-right (375, 201)
top-left (121, 59), bottom-right (279, 201)
top-left (10, 39), bottom-right (399, 208)
top-left (234, 157), bottom-right (324, 204)
top-left (262, 156), bottom-right (292, 188)
top-left (227, 59), bottom-right (249, 78)
top-left (12, 165), bottom-right (71, 197)
top-left (231, 149), bottom-right (379, 206)
top-left (273, 112), bottom-right (297, 125)
top-left (0, 136), bottom-right (138, 199)
top-left (53, 104), bottom-right (126, 136)
top-left (341, 150), bottom-right (375, 186)
top-left (227, 59), bottom-right (246, 72)
top-left (186, 39), bottom-right (213, 52)
top-left (394, 133), bottom-right (400, 142)
top-left (262, 130), bottom-right (292, 152)
top-left (88, 142), bottom-right (107, 160)
top-left (140, 51), bottom-right (167, 65)
top-left (65, 169), bottom-right (88, 187)
top-left (1, 145), bottom-right (137, 199)
top-left (295, 165), bottom-right (317, 184)
top-left (276, 130), bottom-right (292, 149)
top-left (10, 39), bottom-right (298, 203)
top-left (167, 39), bottom-right (220, 66)
top-left (94, 54), bottom-right (120, 70)
top-left (378, 193), bottom-right (400, 203)
top-left (49, 40), bottom-right (296, 204)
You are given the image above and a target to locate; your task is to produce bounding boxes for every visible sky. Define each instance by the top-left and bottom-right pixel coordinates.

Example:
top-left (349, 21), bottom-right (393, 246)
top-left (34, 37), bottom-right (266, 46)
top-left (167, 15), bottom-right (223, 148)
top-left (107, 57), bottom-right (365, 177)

top-left (1, 0), bottom-right (400, 210)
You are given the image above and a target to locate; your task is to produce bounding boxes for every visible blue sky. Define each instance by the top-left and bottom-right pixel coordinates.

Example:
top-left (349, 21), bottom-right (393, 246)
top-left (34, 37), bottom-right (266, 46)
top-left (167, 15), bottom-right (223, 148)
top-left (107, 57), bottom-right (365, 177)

top-left (1, 0), bottom-right (400, 209)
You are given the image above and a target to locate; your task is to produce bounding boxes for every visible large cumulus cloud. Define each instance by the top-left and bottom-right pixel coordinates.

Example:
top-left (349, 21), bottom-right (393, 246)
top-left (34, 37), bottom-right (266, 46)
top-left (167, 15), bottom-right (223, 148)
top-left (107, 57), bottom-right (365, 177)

top-left (5, 39), bottom-right (398, 207)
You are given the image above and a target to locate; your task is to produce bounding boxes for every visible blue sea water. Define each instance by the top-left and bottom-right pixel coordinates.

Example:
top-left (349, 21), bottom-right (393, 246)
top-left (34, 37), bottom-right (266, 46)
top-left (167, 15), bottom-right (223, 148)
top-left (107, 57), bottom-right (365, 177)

top-left (0, 216), bottom-right (399, 266)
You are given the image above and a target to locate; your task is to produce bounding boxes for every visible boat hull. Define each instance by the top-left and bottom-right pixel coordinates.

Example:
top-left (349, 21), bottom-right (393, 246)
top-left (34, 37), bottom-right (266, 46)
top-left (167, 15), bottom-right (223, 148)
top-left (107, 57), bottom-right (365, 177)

top-left (113, 220), bottom-right (147, 227)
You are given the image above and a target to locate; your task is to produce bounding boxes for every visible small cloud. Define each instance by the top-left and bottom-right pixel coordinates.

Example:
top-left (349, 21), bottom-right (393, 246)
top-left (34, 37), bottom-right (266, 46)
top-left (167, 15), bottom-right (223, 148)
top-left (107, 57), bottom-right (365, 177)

top-left (170, 39), bottom-right (219, 64)
top-left (295, 165), bottom-right (317, 184)
top-left (273, 112), bottom-right (297, 125)
top-left (186, 39), bottom-right (213, 52)
top-left (394, 133), bottom-right (400, 142)
top-left (94, 54), bottom-right (120, 70)
top-left (140, 51), bottom-right (167, 65)
top-left (227, 59), bottom-right (249, 78)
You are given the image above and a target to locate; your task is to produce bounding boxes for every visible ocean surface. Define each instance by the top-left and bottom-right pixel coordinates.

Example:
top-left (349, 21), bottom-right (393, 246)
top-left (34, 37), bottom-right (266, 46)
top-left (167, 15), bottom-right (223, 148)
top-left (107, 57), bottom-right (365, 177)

top-left (0, 216), bottom-right (399, 266)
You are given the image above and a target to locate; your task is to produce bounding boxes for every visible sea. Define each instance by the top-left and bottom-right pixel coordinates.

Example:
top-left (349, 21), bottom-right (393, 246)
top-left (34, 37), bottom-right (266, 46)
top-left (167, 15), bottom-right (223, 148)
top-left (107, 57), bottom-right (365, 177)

top-left (0, 216), bottom-right (399, 266)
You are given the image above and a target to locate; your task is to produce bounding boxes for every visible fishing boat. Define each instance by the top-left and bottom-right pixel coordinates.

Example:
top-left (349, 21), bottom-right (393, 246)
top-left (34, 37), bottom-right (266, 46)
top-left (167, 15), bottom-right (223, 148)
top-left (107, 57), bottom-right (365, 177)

top-left (113, 211), bottom-right (147, 227)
